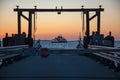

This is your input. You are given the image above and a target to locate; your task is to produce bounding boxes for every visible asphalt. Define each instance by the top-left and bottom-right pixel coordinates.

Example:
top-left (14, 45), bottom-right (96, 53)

top-left (0, 54), bottom-right (120, 80)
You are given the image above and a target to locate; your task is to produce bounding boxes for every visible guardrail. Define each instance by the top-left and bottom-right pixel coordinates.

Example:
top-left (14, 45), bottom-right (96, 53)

top-left (93, 52), bottom-right (120, 63)
top-left (89, 45), bottom-right (120, 49)
top-left (0, 45), bottom-right (29, 52)
top-left (0, 45), bottom-right (29, 68)
top-left (86, 52), bottom-right (120, 72)
top-left (87, 45), bottom-right (120, 72)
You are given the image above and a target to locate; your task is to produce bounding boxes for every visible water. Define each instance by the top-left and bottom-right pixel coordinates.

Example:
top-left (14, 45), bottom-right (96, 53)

top-left (39, 40), bottom-right (79, 49)
top-left (114, 41), bottom-right (120, 48)
top-left (34, 40), bottom-right (120, 49)
top-left (0, 40), bottom-right (119, 48)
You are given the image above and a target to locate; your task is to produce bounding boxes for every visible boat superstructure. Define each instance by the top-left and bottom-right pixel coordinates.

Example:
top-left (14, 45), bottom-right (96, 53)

top-left (51, 35), bottom-right (67, 43)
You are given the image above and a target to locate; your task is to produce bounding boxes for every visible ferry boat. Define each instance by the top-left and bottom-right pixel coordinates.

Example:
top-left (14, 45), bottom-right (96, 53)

top-left (51, 35), bottom-right (67, 43)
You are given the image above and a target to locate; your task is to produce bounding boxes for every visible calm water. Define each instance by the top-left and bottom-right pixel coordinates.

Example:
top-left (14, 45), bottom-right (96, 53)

top-left (35, 40), bottom-right (120, 49)
top-left (115, 41), bottom-right (120, 48)
top-left (0, 40), bottom-right (120, 48)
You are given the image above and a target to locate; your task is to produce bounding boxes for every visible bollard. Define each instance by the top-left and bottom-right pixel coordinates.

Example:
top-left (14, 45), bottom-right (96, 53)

top-left (40, 48), bottom-right (50, 58)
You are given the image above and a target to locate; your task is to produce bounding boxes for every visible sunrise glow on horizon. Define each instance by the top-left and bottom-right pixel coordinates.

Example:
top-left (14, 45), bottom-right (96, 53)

top-left (0, 0), bottom-right (120, 40)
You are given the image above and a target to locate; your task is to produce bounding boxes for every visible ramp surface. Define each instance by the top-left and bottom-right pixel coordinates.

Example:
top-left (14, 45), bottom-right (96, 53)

top-left (0, 54), bottom-right (119, 80)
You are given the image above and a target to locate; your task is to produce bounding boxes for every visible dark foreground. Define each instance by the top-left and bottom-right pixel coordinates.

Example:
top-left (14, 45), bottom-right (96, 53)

top-left (0, 54), bottom-right (120, 80)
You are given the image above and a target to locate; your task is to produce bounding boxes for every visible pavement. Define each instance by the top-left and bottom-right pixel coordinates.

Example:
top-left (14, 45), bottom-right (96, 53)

top-left (0, 54), bottom-right (120, 80)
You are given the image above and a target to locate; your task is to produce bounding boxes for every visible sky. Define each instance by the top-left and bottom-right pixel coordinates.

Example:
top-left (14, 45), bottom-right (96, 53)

top-left (0, 0), bottom-right (120, 40)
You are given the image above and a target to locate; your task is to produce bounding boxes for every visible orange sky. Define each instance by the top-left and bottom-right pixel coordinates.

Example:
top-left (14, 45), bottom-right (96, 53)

top-left (0, 0), bottom-right (120, 40)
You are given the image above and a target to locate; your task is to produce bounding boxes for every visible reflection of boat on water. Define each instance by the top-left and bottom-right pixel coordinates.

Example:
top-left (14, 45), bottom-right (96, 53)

top-left (51, 35), bottom-right (67, 43)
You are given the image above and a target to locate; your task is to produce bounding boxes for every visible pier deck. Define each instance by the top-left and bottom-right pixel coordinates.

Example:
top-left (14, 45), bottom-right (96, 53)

top-left (0, 45), bottom-right (120, 80)
top-left (0, 54), bottom-right (120, 80)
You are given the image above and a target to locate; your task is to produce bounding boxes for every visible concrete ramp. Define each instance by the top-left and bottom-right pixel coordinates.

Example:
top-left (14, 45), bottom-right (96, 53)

top-left (0, 54), bottom-right (119, 80)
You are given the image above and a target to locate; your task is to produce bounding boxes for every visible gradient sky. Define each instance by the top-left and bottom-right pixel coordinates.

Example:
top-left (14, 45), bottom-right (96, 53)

top-left (0, 0), bottom-right (120, 40)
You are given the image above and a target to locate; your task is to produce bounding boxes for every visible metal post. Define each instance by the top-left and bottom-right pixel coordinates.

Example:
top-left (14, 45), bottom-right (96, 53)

top-left (86, 11), bottom-right (90, 46)
top-left (86, 11), bottom-right (90, 38)
top-left (18, 11), bottom-right (21, 35)
top-left (97, 11), bottom-right (100, 34)
top-left (28, 12), bottom-right (33, 47)
top-left (83, 11), bottom-right (90, 48)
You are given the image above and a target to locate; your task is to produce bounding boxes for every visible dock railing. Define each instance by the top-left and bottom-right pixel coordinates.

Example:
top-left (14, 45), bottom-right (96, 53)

top-left (0, 45), bottom-right (29, 67)
top-left (88, 45), bottom-right (120, 72)
top-left (0, 45), bottom-right (29, 52)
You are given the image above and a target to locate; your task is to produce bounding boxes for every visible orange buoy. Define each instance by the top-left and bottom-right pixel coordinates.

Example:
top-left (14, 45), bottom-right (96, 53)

top-left (40, 48), bottom-right (50, 58)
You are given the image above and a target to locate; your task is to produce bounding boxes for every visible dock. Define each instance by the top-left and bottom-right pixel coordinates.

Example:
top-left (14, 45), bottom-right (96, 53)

top-left (0, 45), bottom-right (120, 80)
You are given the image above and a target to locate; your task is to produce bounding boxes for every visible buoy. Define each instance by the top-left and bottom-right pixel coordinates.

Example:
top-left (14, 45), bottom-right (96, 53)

top-left (40, 48), bottom-right (50, 58)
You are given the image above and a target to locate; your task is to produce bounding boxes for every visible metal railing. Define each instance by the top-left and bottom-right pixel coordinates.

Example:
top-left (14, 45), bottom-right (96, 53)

top-left (0, 45), bottom-right (29, 52)
top-left (87, 45), bottom-right (120, 71)
top-left (0, 45), bottom-right (29, 67)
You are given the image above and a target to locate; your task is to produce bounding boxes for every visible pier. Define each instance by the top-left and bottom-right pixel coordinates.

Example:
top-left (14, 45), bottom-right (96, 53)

top-left (0, 5), bottom-right (120, 80)
top-left (0, 45), bottom-right (120, 80)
